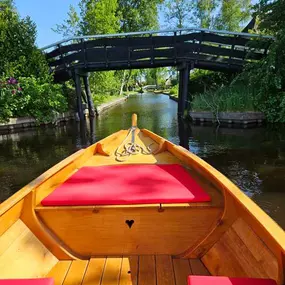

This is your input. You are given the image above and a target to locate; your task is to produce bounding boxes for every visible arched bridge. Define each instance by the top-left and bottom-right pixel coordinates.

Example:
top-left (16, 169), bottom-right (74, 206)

top-left (42, 27), bottom-right (273, 118)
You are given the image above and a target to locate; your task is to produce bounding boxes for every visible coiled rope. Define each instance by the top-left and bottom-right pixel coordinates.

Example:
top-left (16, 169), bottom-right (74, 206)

top-left (114, 126), bottom-right (154, 162)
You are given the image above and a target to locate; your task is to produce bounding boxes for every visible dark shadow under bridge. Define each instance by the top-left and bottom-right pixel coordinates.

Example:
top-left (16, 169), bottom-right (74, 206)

top-left (42, 27), bottom-right (273, 119)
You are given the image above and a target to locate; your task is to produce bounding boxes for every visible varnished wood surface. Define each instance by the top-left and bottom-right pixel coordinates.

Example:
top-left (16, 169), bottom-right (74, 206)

top-left (46, 256), bottom-right (209, 285)
top-left (0, 122), bottom-right (284, 283)
top-left (37, 206), bottom-right (222, 256)
top-left (0, 219), bottom-right (58, 278)
top-left (202, 218), bottom-right (279, 281)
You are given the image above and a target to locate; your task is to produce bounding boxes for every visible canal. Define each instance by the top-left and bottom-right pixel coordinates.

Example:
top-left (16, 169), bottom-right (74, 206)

top-left (0, 93), bottom-right (285, 229)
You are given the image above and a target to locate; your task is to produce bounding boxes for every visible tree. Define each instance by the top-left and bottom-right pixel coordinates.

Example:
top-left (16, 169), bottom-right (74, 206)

top-left (118, 0), bottom-right (161, 32)
top-left (0, 1), bottom-right (67, 122)
top-left (0, 1), bottom-right (49, 78)
top-left (214, 0), bottom-right (251, 31)
top-left (80, 0), bottom-right (119, 34)
top-left (52, 5), bottom-right (81, 37)
top-left (195, 0), bottom-right (217, 28)
top-left (239, 0), bottom-right (285, 122)
top-left (163, 0), bottom-right (194, 29)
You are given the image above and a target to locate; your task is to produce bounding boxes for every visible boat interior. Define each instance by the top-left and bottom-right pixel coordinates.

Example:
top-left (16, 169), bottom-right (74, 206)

top-left (0, 121), bottom-right (284, 285)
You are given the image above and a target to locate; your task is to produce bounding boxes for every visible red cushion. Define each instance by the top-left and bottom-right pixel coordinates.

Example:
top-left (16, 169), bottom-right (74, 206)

top-left (42, 164), bottom-right (211, 206)
top-left (188, 276), bottom-right (277, 285)
top-left (0, 279), bottom-right (54, 285)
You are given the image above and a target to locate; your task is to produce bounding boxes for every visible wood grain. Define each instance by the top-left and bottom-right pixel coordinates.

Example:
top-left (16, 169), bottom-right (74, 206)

top-left (46, 261), bottom-right (72, 285)
top-left (156, 255), bottom-right (175, 285)
top-left (173, 258), bottom-right (192, 285)
top-left (0, 200), bottom-right (24, 235)
top-left (37, 206), bottom-right (221, 256)
top-left (128, 256), bottom-right (139, 285)
top-left (232, 218), bottom-right (279, 280)
top-left (202, 226), bottom-right (270, 278)
top-left (119, 257), bottom-right (133, 285)
top-left (21, 192), bottom-right (77, 260)
top-left (138, 256), bottom-right (156, 285)
top-left (63, 260), bottom-right (88, 285)
top-left (0, 219), bottom-right (58, 278)
top-left (189, 259), bottom-right (209, 276)
top-left (82, 258), bottom-right (106, 285)
top-left (101, 257), bottom-right (122, 285)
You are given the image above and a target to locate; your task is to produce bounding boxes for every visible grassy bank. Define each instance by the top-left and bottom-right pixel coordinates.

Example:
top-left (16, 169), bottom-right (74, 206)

top-left (192, 85), bottom-right (255, 112)
top-left (168, 84), bottom-right (256, 112)
top-left (92, 91), bottom-right (134, 106)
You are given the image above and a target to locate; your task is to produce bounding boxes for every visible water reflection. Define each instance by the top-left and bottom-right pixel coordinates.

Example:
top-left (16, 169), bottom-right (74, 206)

top-left (0, 93), bottom-right (284, 228)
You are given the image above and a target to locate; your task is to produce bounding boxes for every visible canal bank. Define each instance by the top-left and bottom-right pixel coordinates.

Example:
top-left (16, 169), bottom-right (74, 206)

top-left (0, 95), bottom-right (130, 134)
top-left (0, 93), bottom-right (284, 229)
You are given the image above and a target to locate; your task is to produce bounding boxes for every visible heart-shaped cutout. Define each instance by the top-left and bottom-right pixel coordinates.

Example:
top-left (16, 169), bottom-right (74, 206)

top-left (125, 219), bottom-right (134, 228)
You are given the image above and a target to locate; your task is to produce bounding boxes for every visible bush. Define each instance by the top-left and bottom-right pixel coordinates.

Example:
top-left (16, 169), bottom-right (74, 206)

top-left (169, 85), bottom-right (178, 96)
top-left (0, 76), bottom-right (67, 123)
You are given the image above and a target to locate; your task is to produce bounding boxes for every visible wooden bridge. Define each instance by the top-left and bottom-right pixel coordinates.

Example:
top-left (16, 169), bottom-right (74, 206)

top-left (42, 27), bottom-right (273, 119)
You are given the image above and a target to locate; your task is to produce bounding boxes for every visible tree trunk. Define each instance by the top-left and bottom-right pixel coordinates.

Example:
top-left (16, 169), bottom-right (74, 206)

top-left (119, 70), bottom-right (127, 96)
top-left (125, 70), bottom-right (132, 94)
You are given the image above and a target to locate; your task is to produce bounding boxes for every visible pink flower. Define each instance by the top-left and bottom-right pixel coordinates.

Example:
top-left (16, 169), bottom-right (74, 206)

top-left (12, 90), bottom-right (16, 94)
top-left (18, 87), bottom-right (22, 91)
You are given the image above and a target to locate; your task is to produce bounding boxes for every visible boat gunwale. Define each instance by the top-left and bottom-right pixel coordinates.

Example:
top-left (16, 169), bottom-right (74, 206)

top-left (141, 128), bottom-right (285, 253)
top-left (0, 130), bottom-right (126, 217)
top-left (1, 127), bottom-right (284, 254)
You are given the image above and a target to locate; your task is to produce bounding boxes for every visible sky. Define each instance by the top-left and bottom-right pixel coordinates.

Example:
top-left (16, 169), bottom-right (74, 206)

top-left (14, 0), bottom-right (257, 49)
top-left (15, 0), bottom-right (81, 48)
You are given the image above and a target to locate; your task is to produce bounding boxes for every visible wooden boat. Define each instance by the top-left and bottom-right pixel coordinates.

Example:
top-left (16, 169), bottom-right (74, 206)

top-left (0, 114), bottom-right (284, 285)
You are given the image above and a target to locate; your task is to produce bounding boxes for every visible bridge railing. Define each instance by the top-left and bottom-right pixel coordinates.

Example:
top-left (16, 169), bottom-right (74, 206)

top-left (42, 27), bottom-right (274, 81)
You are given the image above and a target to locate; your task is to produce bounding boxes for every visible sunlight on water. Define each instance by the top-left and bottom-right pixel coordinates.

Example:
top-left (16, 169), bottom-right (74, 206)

top-left (0, 93), bottom-right (284, 228)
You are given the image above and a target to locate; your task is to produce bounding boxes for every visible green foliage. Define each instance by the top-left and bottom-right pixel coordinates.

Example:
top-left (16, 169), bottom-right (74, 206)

top-left (118, 0), bottom-right (161, 32)
top-left (191, 70), bottom-right (234, 94)
top-left (52, 5), bottom-right (81, 37)
top-left (0, 2), bottom-right (68, 123)
top-left (192, 84), bottom-right (255, 113)
top-left (0, 2), bottom-right (49, 79)
top-left (0, 77), bottom-right (67, 123)
top-left (163, 0), bottom-right (194, 28)
top-left (215, 0), bottom-right (251, 31)
top-left (238, 0), bottom-right (285, 122)
top-left (169, 85), bottom-right (178, 96)
top-left (195, 0), bottom-right (217, 28)
top-left (80, 0), bottom-right (119, 34)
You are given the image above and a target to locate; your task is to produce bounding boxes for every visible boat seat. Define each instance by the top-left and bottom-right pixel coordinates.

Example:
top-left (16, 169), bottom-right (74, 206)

top-left (188, 276), bottom-right (277, 285)
top-left (0, 279), bottom-right (54, 285)
top-left (41, 164), bottom-right (211, 206)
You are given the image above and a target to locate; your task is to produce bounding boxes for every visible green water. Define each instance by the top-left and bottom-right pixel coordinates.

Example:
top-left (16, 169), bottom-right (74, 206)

top-left (0, 93), bottom-right (284, 228)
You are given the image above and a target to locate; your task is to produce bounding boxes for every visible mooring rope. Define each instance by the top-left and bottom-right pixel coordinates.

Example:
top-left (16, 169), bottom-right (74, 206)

top-left (114, 127), bottom-right (154, 162)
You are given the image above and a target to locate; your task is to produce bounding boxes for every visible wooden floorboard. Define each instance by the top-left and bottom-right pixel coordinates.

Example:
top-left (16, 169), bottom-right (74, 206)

top-left (101, 257), bottom-right (122, 285)
top-left (46, 257), bottom-right (209, 285)
top-left (63, 260), bottom-right (88, 285)
top-left (156, 255), bottom-right (175, 285)
top-left (138, 256), bottom-right (156, 285)
top-left (189, 259), bottom-right (210, 276)
top-left (82, 258), bottom-right (106, 285)
top-left (46, 261), bottom-right (72, 285)
top-left (173, 258), bottom-right (192, 285)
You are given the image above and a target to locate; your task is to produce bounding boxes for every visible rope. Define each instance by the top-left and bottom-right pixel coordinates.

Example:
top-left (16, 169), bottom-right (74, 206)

top-left (115, 127), bottom-right (154, 162)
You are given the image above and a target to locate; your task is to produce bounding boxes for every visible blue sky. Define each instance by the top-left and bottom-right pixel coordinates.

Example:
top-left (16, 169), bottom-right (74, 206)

top-left (15, 0), bottom-right (256, 49)
top-left (15, 0), bottom-right (80, 48)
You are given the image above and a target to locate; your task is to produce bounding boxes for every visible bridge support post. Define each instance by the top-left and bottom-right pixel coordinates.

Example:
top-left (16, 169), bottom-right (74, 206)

top-left (178, 62), bottom-right (191, 117)
top-left (83, 74), bottom-right (95, 117)
top-left (74, 71), bottom-right (84, 121)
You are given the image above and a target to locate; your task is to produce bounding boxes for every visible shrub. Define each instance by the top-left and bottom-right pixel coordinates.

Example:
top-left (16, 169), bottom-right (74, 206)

top-left (0, 76), bottom-right (67, 123)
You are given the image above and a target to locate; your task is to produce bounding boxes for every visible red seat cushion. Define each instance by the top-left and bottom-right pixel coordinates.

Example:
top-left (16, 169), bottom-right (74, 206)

top-left (0, 279), bottom-right (54, 285)
top-left (188, 276), bottom-right (277, 285)
top-left (42, 164), bottom-right (211, 206)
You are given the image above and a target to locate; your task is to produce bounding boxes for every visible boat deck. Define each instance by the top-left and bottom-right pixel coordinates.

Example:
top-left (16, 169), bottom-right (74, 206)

top-left (46, 256), bottom-right (209, 285)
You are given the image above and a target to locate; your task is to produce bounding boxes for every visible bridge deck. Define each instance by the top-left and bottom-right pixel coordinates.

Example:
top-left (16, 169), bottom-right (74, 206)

top-left (43, 28), bottom-right (273, 82)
